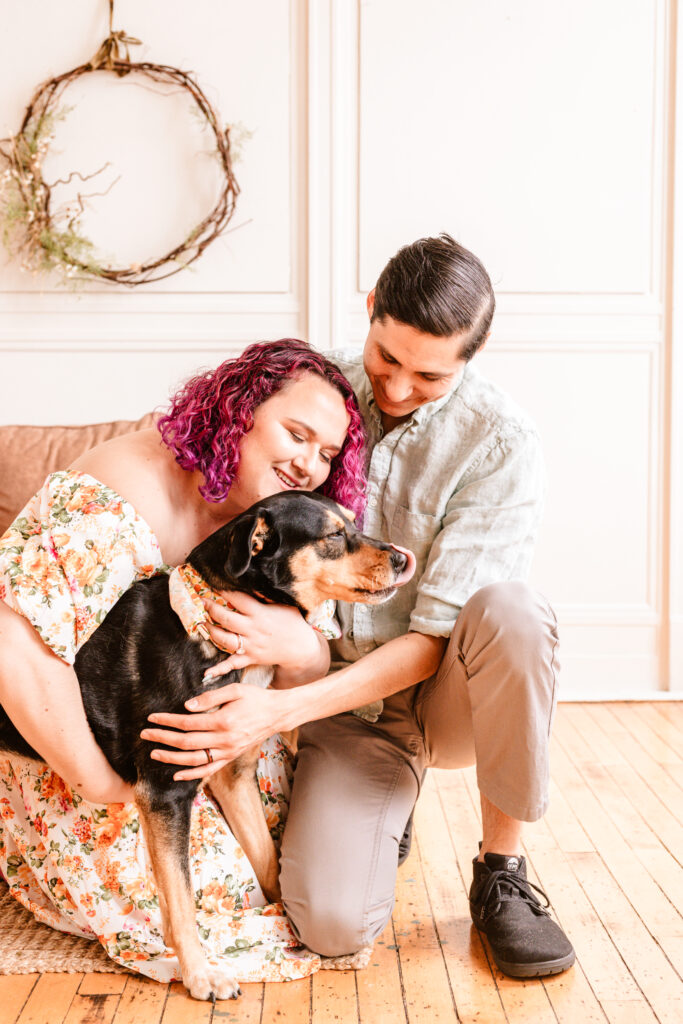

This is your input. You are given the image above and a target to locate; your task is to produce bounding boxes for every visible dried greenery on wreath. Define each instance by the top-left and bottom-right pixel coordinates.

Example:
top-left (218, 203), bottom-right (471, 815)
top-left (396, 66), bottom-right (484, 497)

top-left (0, 1), bottom-right (239, 286)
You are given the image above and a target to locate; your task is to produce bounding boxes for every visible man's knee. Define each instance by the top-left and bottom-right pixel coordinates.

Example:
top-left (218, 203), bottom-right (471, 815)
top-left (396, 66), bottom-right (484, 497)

top-left (452, 580), bottom-right (559, 710)
top-left (281, 887), bottom-right (388, 957)
top-left (462, 580), bottom-right (556, 651)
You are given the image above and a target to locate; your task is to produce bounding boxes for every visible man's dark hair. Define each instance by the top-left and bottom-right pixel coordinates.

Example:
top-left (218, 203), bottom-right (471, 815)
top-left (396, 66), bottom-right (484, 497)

top-left (372, 233), bottom-right (495, 361)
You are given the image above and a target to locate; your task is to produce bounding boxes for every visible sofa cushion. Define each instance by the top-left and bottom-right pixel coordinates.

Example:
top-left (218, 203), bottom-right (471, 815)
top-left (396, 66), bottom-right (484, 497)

top-left (0, 413), bottom-right (156, 537)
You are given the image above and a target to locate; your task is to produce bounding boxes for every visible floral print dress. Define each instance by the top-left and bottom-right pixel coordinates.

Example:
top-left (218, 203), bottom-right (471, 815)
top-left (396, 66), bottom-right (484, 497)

top-left (0, 470), bottom-right (320, 983)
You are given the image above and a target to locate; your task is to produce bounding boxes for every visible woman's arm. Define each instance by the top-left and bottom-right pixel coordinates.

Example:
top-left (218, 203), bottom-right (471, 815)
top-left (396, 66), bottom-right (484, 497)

top-left (195, 589), bottom-right (332, 687)
top-left (0, 602), bottom-right (134, 804)
top-left (140, 630), bottom-right (446, 781)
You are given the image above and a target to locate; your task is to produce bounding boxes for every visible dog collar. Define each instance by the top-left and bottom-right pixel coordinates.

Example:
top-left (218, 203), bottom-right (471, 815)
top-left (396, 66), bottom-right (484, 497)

top-left (168, 563), bottom-right (342, 642)
top-left (169, 563), bottom-right (229, 641)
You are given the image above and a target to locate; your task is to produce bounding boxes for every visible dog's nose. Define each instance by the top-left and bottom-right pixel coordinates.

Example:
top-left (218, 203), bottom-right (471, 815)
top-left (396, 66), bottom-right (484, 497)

top-left (390, 549), bottom-right (408, 574)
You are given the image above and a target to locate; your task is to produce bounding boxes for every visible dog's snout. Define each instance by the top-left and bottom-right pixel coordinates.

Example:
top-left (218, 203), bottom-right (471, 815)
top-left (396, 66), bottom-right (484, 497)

top-left (390, 549), bottom-right (408, 574)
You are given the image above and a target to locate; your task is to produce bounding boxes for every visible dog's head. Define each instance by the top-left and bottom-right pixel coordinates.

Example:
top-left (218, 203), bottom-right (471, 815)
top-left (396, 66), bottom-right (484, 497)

top-left (190, 491), bottom-right (415, 615)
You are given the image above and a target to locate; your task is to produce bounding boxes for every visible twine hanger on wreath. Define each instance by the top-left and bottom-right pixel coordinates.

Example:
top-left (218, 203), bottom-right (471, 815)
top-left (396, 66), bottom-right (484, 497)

top-left (89, 0), bottom-right (143, 74)
top-left (0, 0), bottom-right (240, 286)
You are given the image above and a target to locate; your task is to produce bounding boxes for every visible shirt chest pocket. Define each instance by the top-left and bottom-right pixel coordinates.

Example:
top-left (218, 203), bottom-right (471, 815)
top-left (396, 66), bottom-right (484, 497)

top-left (390, 504), bottom-right (441, 568)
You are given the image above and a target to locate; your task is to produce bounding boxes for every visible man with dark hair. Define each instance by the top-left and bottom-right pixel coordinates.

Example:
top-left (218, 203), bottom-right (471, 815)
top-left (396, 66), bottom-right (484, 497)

top-left (151, 233), bottom-right (574, 979)
top-left (279, 234), bottom-right (575, 979)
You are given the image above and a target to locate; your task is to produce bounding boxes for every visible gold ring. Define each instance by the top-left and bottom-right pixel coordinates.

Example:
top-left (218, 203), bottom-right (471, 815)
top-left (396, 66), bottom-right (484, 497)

top-left (205, 748), bottom-right (213, 764)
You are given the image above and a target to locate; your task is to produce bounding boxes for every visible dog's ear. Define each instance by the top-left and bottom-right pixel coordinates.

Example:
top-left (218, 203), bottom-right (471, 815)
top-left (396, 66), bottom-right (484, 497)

top-left (335, 502), bottom-right (356, 523)
top-left (225, 510), bottom-right (279, 578)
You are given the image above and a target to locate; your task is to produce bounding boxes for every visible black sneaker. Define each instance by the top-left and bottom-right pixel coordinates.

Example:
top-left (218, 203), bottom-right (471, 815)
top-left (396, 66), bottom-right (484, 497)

top-left (398, 811), bottom-right (414, 865)
top-left (398, 770), bottom-right (427, 866)
top-left (469, 852), bottom-right (575, 978)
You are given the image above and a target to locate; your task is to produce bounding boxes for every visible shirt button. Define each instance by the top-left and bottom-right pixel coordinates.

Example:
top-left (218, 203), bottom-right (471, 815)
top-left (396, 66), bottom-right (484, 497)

top-left (348, 628), bottom-right (354, 640)
top-left (367, 497), bottom-right (377, 508)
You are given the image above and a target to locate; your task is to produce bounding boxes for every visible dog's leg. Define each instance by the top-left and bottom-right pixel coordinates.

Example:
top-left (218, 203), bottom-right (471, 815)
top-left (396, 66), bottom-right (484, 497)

top-left (208, 750), bottom-right (282, 903)
top-left (135, 781), bottom-right (241, 1001)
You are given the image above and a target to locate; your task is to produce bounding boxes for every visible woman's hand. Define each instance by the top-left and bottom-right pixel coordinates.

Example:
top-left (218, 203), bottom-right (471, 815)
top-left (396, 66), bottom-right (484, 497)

top-left (139, 594), bottom-right (330, 778)
top-left (201, 590), bottom-right (327, 683)
top-left (140, 683), bottom-right (294, 782)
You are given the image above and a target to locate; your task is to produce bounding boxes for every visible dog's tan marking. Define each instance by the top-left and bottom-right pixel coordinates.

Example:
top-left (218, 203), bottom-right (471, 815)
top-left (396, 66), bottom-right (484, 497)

top-left (251, 516), bottom-right (270, 555)
top-left (287, 542), bottom-right (399, 611)
top-left (327, 512), bottom-right (347, 531)
top-left (241, 665), bottom-right (275, 689)
top-left (135, 781), bottom-right (240, 1000)
top-left (335, 502), bottom-right (356, 522)
top-left (196, 633), bottom-right (221, 659)
top-left (208, 751), bottom-right (282, 902)
top-left (279, 728), bottom-right (299, 756)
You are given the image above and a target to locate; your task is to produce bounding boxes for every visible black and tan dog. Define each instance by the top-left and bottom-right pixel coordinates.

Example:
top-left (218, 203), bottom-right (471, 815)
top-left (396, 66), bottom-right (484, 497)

top-left (0, 490), bottom-right (415, 1001)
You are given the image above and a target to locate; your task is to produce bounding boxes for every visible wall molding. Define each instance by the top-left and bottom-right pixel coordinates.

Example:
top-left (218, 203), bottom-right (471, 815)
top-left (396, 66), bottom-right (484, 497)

top-left (553, 604), bottom-right (659, 626)
top-left (0, 337), bottom-right (278, 354)
top-left (346, 309), bottom-right (666, 346)
top-left (668, 0), bottom-right (683, 689)
top-left (3, 312), bottom-right (665, 348)
top-left (0, 291), bottom-right (302, 315)
top-left (0, 308), bottom-right (304, 347)
top-left (559, 691), bottom-right (683, 702)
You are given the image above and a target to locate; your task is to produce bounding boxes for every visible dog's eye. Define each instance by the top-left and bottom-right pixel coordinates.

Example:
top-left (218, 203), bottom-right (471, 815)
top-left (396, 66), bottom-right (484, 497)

top-left (325, 529), bottom-right (345, 541)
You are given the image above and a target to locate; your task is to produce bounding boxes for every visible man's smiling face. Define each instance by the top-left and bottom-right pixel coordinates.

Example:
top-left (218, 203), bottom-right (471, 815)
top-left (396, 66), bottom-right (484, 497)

top-left (363, 291), bottom-right (468, 428)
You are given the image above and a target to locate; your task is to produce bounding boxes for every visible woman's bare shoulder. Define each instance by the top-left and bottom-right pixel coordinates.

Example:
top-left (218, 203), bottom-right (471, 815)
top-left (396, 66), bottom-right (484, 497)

top-left (70, 430), bottom-right (184, 543)
top-left (71, 429), bottom-right (167, 490)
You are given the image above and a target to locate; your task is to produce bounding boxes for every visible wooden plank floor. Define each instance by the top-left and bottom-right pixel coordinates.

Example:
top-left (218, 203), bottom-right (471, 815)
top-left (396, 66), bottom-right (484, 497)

top-left (2, 702), bottom-right (683, 1024)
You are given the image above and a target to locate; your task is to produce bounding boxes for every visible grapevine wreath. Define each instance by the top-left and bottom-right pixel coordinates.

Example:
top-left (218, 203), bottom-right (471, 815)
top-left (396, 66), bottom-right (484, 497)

top-left (0, 1), bottom-right (239, 286)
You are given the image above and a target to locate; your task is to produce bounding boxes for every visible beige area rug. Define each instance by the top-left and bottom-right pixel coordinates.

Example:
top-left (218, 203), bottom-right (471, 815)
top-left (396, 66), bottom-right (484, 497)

top-left (0, 881), bottom-right (125, 975)
top-left (0, 881), bottom-right (373, 976)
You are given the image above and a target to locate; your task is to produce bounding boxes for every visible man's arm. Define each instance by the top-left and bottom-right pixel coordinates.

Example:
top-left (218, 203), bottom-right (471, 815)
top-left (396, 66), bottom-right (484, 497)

top-left (276, 629), bottom-right (445, 713)
top-left (0, 602), bottom-right (134, 803)
top-left (139, 630), bottom-right (446, 780)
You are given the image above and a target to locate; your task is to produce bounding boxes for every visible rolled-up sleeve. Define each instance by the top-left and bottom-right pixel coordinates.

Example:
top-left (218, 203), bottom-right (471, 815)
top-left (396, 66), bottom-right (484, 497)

top-left (409, 429), bottom-right (545, 637)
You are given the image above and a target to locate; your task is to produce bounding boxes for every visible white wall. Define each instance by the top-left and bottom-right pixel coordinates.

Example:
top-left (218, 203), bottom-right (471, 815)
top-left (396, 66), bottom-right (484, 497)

top-left (0, 0), bottom-right (305, 418)
top-left (0, 1), bottom-right (680, 697)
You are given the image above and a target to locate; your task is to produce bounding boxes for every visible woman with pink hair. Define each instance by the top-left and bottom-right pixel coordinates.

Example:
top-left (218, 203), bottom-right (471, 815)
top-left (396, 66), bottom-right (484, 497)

top-left (0, 339), bottom-right (367, 983)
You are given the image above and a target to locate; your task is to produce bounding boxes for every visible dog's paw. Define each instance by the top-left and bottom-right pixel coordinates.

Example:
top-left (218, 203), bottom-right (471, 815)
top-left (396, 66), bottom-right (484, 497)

top-left (184, 965), bottom-right (241, 1001)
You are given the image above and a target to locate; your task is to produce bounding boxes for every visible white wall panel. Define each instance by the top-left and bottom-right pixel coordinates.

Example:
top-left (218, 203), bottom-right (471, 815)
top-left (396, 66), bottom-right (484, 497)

top-left (0, 344), bottom-right (256, 425)
top-left (0, 0), bottom-right (293, 296)
top-left (0, 0), bottom-right (679, 696)
top-left (672, 0), bottom-right (683, 692)
top-left (554, 624), bottom-right (659, 698)
top-left (0, 0), bottom-right (306, 423)
top-left (478, 346), bottom-right (656, 609)
top-left (343, 0), bottom-right (675, 696)
top-left (358, 0), bottom-right (660, 301)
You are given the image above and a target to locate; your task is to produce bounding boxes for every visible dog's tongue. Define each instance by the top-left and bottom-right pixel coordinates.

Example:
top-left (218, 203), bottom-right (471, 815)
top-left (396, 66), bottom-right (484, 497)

top-left (390, 544), bottom-right (416, 586)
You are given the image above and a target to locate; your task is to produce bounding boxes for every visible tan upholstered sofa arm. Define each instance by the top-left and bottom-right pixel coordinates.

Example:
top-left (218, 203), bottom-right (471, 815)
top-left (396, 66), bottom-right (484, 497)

top-left (0, 413), bottom-right (156, 536)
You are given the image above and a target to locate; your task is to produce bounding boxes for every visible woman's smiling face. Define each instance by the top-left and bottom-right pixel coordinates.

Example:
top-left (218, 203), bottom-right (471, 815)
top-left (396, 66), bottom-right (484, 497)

top-left (224, 372), bottom-right (351, 515)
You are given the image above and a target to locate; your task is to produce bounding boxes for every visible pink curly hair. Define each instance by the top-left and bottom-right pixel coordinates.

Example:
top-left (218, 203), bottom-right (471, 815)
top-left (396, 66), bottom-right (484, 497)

top-left (157, 339), bottom-right (367, 522)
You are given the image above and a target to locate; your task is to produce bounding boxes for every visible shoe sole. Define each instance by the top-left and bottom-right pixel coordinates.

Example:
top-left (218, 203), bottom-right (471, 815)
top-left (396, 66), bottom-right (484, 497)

top-left (473, 919), bottom-right (576, 978)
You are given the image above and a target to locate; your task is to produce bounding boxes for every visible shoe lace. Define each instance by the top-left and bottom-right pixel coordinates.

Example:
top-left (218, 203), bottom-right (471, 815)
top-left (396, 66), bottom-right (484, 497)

top-left (477, 868), bottom-right (551, 923)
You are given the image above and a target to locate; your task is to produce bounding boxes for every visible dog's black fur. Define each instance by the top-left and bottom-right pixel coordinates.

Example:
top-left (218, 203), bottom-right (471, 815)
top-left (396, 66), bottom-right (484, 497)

top-left (0, 490), bottom-right (406, 775)
top-left (0, 489), bottom-right (409, 1000)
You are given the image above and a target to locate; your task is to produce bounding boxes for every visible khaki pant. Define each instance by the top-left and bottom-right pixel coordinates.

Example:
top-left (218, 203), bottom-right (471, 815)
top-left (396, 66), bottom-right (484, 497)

top-left (279, 581), bottom-right (560, 957)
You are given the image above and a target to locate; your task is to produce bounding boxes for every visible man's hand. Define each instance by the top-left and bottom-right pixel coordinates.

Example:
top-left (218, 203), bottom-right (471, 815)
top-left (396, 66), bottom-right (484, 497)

top-left (140, 684), bottom-right (293, 781)
top-left (140, 631), bottom-right (447, 782)
top-left (201, 590), bottom-right (325, 682)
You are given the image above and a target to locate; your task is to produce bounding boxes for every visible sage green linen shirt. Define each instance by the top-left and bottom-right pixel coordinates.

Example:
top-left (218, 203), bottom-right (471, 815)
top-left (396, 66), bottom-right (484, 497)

top-left (329, 351), bottom-right (545, 663)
